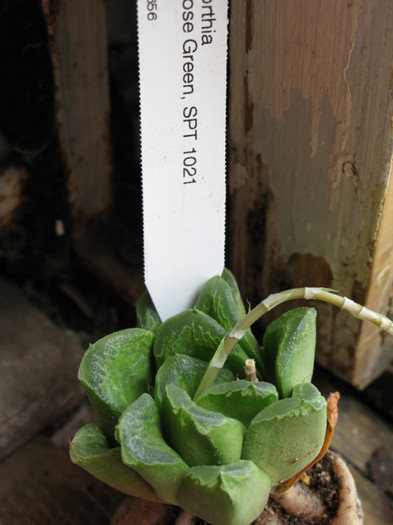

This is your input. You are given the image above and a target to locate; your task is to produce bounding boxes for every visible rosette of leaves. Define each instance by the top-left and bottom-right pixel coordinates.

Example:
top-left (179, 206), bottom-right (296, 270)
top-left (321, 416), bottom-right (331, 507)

top-left (70, 269), bottom-right (328, 525)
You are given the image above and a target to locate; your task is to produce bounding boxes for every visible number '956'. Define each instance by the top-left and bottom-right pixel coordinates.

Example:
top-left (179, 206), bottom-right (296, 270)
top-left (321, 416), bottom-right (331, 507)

top-left (146, 0), bottom-right (158, 21)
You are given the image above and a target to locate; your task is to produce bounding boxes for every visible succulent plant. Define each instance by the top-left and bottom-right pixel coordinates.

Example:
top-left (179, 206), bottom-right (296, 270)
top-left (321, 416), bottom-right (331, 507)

top-left (70, 269), bottom-right (393, 525)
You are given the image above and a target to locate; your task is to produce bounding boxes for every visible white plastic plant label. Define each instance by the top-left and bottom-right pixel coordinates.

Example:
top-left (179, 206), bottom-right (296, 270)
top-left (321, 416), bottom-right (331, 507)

top-left (137, 0), bottom-right (228, 320)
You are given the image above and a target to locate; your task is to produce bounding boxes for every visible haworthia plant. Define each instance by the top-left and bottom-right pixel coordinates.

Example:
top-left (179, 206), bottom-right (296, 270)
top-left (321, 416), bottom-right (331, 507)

top-left (194, 273), bottom-right (264, 373)
top-left (220, 268), bottom-right (247, 318)
top-left (262, 307), bottom-right (316, 398)
top-left (136, 290), bottom-right (162, 335)
top-left (154, 353), bottom-right (234, 410)
top-left (115, 393), bottom-right (189, 504)
top-left (78, 328), bottom-right (154, 437)
top-left (196, 380), bottom-right (278, 427)
top-left (70, 270), bottom-right (393, 525)
top-left (160, 385), bottom-right (245, 467)
top-left (70, 423), bottom-right (162, 502)
top-left (154, 308), bottom-right (250, 376)
top-left (176, 461), bottom-right (272, 525)
top-left (242, 383), bottom-right (326, 484)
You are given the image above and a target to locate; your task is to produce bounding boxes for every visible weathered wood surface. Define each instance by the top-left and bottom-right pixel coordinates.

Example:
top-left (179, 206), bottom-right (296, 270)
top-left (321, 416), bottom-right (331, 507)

top-left (228, 0), bottom-right (393, 388)
top-left (41, 0), bottom-right (112, 228)
top-left (362, 364), bottom-right (393, 420)
top-left (0, 437), bottom-right (121, 525)
top-left (314, 367), bottom-right (393, 524)
top-left (351, 468), bottom-right (393, 525)
top-left (74, 222), bottom-right (145, 306)
top-left (0, 277), bottom-right (83, 460)
top-left (315, 370), bottom-right (393, 476)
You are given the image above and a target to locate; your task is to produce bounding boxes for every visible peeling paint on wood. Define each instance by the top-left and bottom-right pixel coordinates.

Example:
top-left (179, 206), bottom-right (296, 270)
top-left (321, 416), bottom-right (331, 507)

top-left (228, 0), bottom-right (393, 387)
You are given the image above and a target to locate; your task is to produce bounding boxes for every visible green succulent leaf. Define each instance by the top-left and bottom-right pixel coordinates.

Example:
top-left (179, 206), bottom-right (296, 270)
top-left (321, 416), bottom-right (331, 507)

top-left (220, 268), bottom-right (247, 318)
top-left (115, 393), bottom-right (189, 504)
top-left (70, 423), bottom-right (162, 502)
top-left (194, 273), bottom-right (264, 373)
top-left (153, 309), bottom-right (250, 376)
top-left (136, 290), bottom-right (162, 335)
top-left (154, 353), bottom-right (234, 410)
top-left (291, 381), bottom-right (326, 403)
top-left (242, 383), bottom-right (326, 485)
top-left (161, 385), bottom-right (245, 467)
top-left (176, 460), bottom-right (272, 525)
top-left (194, 275), bottom-right (244, 326)
top-left (78, 328), bottom-right (154, 437)
top-left (196, 380), bottom-right (278, 427)
top-left (262, 307), bottom-right (316, 398)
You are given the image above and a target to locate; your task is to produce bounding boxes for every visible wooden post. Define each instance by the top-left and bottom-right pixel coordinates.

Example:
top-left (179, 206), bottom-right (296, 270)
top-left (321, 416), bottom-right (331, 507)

top-left (41, 0), bottom-right (112, 234)
top-left (228, 0), bottom-right (393, 388)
